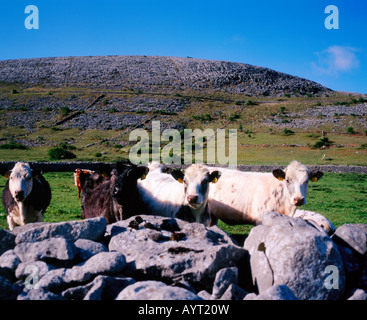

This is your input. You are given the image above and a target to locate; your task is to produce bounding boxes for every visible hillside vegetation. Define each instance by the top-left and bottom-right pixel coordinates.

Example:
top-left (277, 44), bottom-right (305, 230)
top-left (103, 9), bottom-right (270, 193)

top-left (0, 56), bottom-right (366, 165)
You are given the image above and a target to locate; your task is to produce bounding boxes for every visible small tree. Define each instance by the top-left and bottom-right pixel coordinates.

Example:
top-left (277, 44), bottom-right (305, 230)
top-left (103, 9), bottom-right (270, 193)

top-left (347, 126), bottom-right (355, 134)
top-left (283, 128), bottom-right (294, 136)
top-left (48, 147), bottom-right (76, 160)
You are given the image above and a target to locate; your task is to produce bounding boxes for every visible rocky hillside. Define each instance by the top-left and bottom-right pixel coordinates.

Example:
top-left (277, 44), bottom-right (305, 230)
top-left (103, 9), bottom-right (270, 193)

top-left (0, 55), bottom-right (331, 96)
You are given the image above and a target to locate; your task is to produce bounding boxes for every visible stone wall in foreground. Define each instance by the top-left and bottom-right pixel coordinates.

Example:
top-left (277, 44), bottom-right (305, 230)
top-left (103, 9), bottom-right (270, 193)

top-left (0, 213), bottom-right (366, 300)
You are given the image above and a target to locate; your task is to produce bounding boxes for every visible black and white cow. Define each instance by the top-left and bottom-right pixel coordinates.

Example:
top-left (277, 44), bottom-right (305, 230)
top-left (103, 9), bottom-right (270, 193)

top-left (2, 162), bottom-right (51, 230)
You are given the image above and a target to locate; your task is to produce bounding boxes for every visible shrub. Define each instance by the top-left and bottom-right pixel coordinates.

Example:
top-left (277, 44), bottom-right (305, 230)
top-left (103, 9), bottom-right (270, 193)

top-left (95, 152), bottom-right (102, 158)
top-left (11, 89), bottom-right (18, 94)
top-left (283, 128), bottom-right (294, 136)
top-left (48, 147), bottom-right (76, 160)
top-left (245, 100), bottom-right (257, 106)
top-left (347, 126), bottom-right (355, 134)
top-left (228, 112), bottom-right (241, 121)
top-left (0, 141), bottom-right (27, 150)
top-left (280, 106), bottom-right (286, 114)
top-left (60, 107), bottom-right (71, 117)
top-left (313, 137), bottom-right (333, 148)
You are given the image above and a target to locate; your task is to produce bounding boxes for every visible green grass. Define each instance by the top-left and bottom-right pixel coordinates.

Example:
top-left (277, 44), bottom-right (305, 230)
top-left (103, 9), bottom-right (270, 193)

top-left (1, 173), bottom-right (366, 246)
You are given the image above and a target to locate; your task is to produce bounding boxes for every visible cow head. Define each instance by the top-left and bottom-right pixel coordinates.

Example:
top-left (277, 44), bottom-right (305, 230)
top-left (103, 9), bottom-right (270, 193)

top-left (110, 162), bottom-right (149, 204)
top-left (5, 162), bottom-right (39, 202)
top-left (272, 160), bottom-right (323, 207)
top-left (171, 164), bottom-right (221, 209)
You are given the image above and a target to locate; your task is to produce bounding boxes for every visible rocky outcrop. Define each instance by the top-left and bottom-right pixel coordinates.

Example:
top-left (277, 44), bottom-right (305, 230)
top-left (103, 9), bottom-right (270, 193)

top-left (0, 56), bottom-right (331, 96)
top-left (0, 214), bottom-right (366, 300)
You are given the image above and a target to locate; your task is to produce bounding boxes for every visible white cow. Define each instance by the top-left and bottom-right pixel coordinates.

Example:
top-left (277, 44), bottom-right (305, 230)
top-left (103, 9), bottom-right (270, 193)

top-left (208, 160), bottom-right (323, 225)
top-left (137, 162), bottom-right (221, 226)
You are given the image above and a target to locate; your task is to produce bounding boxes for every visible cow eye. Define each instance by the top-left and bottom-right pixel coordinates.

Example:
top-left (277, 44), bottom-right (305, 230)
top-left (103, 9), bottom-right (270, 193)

top-left (286, 179), bottom-right (290, 183)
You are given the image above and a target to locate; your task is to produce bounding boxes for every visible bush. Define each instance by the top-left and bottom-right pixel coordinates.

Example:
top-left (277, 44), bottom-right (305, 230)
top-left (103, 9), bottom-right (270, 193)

top-left (347, 127), bottom-right (355, 134)
top-left (228, 112), bottom-right (241, 121)
top-left (11, 89), bottom-right (18, 94)
top-left (283, 128), bottom-right (294, 136)
top-left (60, 107), bottom-right (71, 117)
top-left (0, 141), bottom-right (27, 150)
top-left (313, 137), bottom-right (333, 149)
top-left (95, 152), bottom-right (102, 158)
top-left (48, 147), bottom-right (76, 160)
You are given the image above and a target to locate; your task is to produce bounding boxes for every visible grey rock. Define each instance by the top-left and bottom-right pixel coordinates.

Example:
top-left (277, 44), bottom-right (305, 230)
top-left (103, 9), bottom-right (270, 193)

top-left (220, 283), bottom-right (248, 300)
top-left (61, 282), bottom-right (95, 300)
top-left (0, 229), bottom-right (16, 256)
top-left (109, 215), bottom-right (248, 291)
top-left (333, 224), bottom-right (367, 255)
top-left (37, 252), bottom-right (126, 292)
top-left (17, 288), bottom-right (66, 300)
top-left (244, 285), bottom-right (298, 300)
top-left (36, 268), bottom-right (69, 292)
top-left (244, 211), bottom-right (345, 300)
top-left (115, 280), bottom-right (202, 300)
top-left (71, 251), bottom-right (126, 283)
top-left (14, 238), bottom-right (77, 263)
top-left (15, 217), bottom-right (107, 244)
top-left (84, 275), bottom-right (135, 300)
top-left (0, 250), bottom-right (21, 271)
top-left (294, 209), bottom-right (336, 235)
top-left (74, 239), bottom-right (108, 260)
top-left (197, 290), bottom-right (215, 300)
top-left (212, 267), bottom-right (238, 299)
top-left (347, 288), bottom-right (367, 300)
top-left (15, 261), bottom-right (55, 280)
top-left (0, 275), bottom-right (22, 300)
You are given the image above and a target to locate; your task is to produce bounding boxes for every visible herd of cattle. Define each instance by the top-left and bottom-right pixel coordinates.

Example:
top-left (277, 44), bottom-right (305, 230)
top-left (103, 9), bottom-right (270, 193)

top-left (1, 160), bottom-right (326, 232)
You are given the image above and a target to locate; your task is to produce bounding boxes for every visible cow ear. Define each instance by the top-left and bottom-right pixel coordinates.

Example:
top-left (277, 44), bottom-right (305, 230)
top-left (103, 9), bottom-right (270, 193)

top-left (162, 167), bottom-right (172, 174)
top-left (272, 169), bottom-right (286, 181)
top-left (171, 170), bottom-right (185, 183)
top-left (3, 170), bottom-right (11, 179)
top-left (98, 163), bottom-right (112, 178)
top-left (137, 166), bottom-right (149, 180)
top-left (31, 169), bottom-right (42, 179)
top-left (309, 170), bottom-right (323, 182)
top-left (209, 171), bottom-right (221, 184)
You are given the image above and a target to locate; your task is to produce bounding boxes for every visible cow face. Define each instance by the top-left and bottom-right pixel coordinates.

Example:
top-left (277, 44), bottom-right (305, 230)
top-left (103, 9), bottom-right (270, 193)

top-left (272, 161), bottom-right (323, 207)
top-left (6, 162), bottom-right (34, 202)
top-left (171, 165), bottom-right (221, 209)
top-left (111, 164), bottom-right (149, 204)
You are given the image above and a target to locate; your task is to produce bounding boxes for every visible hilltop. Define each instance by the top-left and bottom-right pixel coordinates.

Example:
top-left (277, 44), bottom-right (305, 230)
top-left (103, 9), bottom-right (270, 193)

top-left (0, 55), bottom-right (331, 96)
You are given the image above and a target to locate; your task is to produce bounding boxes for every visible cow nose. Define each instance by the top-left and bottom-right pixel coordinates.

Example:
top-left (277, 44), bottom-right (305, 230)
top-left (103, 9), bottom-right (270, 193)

top-left (15, 190), bottom-right (24, 200)
top-left (294, 197), bottom-right (304, 206)
top-left (187, 195), bottom-right (199, 204)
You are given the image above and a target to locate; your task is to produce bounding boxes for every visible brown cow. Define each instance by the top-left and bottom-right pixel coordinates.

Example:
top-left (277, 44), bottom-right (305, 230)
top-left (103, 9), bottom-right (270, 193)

top-left (81, 162), bottom-right (149, 224)
top-left (74, 169), bottom-right (94, 198)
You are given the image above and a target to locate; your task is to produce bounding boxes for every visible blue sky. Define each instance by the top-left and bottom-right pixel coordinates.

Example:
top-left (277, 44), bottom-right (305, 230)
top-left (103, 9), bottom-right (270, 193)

top-left (0, 0), bottom-right (366, 93)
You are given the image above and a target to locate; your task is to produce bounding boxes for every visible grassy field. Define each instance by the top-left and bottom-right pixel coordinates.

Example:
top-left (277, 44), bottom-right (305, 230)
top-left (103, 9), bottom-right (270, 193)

top-left (0, 85), bottom-right (367, 166)
top-left (1, 172), bottom-right (366, 245)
